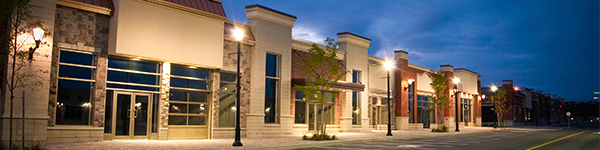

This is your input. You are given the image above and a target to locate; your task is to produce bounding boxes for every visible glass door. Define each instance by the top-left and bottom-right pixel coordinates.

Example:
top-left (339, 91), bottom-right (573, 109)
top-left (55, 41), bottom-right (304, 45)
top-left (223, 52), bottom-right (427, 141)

top-left (113, 91), bottom-right (152, 139)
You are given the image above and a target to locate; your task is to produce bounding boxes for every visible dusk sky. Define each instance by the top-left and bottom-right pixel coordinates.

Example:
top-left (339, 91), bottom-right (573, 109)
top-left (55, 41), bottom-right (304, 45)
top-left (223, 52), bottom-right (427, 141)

top-left (222, 0), bottom-right (599, 102)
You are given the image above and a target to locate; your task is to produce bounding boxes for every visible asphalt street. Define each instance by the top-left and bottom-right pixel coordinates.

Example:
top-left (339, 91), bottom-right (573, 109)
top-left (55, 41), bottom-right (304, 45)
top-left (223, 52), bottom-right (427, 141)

top-left (294, 121), bottom-right (599, 150)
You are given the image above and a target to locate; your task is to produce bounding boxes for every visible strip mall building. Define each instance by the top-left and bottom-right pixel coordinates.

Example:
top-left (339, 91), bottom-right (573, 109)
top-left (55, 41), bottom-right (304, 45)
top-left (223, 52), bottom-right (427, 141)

top-left (1, 0), bottom-right (482, 144)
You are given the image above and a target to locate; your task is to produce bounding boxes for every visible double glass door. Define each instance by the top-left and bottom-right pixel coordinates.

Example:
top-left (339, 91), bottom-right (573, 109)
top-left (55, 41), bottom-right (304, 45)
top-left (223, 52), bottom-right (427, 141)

top-left (370, 98), bottom-right (390, 129)
top-left (113, 92), bottom-right (152, 139)
top-left (307, 103), bottom-right (335, 131)
top-left (417, 107), bottom-right (434, 128)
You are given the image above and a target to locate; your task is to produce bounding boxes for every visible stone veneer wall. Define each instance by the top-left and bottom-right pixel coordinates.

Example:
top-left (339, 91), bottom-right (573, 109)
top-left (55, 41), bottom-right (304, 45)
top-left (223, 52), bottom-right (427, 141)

top-left (212, 39), bottom-right (253, 138)
top-left (49, 5), bottom-right (110, 127)
top-left (45, 5), bottom-right (109, 144)
top-left (158, 62), bottom-right (170, 140)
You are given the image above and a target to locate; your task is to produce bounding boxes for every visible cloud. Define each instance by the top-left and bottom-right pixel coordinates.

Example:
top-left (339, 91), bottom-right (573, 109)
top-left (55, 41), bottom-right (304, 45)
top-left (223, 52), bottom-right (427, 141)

top-left (292, 24), bottom-right (325, 43)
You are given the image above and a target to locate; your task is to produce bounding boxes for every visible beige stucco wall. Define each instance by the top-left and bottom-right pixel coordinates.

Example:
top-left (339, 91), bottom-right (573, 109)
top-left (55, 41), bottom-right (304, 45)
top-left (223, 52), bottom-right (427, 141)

top-left (246, 6), bottom-right (295, 136)
top-left (454, 70), bottom-right (478, 94)
top-left (416, 73), bottom-right (434, 94)
top-left (109, 0), bottom-right (223, 68)
top-left (368, 62), bottom-right (389, 93)
top-left (339, 33), bottom-right (371, 131)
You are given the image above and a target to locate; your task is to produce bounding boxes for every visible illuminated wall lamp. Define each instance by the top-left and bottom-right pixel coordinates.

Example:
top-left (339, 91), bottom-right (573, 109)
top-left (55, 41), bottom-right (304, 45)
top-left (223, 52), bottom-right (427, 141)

top-left (28, 27), bottom-right (44, 60)
top-left (404, 78), bottom-right (414, 91)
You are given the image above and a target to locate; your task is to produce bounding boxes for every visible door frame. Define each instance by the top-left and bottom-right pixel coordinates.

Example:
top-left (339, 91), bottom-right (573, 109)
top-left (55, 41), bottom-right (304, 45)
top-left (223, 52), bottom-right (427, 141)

top-left (112, 91), bottom-right (153, 140)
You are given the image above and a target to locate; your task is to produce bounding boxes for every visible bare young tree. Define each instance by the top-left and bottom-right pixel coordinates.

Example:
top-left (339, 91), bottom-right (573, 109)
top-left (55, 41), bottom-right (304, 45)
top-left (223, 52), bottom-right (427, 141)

top-left (1, 0), bottom-right (49, 148)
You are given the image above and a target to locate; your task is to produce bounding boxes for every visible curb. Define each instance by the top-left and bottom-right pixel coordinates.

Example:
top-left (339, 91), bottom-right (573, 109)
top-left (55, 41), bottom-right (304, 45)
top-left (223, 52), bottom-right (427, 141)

top-left (237, 130), bottom-right (494, 150)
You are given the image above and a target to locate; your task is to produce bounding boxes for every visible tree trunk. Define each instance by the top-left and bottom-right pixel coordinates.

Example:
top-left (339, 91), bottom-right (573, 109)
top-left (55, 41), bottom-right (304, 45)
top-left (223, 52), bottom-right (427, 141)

top-left (437, 108), bottom-right (441, 130)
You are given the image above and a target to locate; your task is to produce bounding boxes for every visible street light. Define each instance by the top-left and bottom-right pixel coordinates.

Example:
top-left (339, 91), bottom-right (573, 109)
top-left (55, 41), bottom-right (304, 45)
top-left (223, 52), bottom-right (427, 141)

top-left (384, 60), bottom-right (394, 136)
top-left (232, 28), bottom-right (244, 147)
top-left (491, 85), bottom-right (498, 128)
top-left (28, 27), bottom-right (44, 60)
top-left (453, 78), bottom-right (460, 132)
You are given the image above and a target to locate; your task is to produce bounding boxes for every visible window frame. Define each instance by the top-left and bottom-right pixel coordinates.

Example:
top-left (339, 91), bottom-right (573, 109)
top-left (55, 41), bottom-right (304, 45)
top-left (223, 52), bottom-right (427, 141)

top-left (264, 53), bottom-right (281, 124)
top-left (167, 65), bottom-right (212, 127)
top-left (56, 49), bottom-right (97, 125)
top-left (351, 70), bottom-right (361, 125)
top-left (218, 71), bottom-right (237, 127)
top-left (106, 56), bottom-right (161, 92)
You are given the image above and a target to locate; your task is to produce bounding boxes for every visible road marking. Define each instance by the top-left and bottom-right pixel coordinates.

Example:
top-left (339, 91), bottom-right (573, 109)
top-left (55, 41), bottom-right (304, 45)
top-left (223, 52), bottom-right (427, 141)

top-left (525, 130), bottom-right (588, 150)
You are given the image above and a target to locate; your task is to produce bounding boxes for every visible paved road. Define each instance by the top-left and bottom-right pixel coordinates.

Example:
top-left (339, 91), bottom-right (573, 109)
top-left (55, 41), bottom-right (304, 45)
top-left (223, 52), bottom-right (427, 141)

top-left (295, 122), bottom-right (599, 150)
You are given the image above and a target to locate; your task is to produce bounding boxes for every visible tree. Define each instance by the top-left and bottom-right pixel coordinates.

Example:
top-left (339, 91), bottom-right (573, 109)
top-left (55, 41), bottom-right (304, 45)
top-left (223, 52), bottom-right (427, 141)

top-left (1, 0), bottom-right (49, 148)
top-left (491, 89), bottom-right (511, 126)
top-left (294, 38), bottom-right (347, 137)
top-left (427, 70), bottom-right (452, 130)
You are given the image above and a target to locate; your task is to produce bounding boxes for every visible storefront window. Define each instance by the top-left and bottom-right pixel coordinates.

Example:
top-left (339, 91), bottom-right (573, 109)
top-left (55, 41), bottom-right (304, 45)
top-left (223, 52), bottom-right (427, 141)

top-left (352, 70), bottom-right (361, 125)
top-left (169, 65), bottom-right (211, 126)
top-left (56, 50), bottom-right (95, 125)
top-left (408, 84), bottom-right (414, 123)
top-left (461, 98), bottom-right (472, 124)
top-left (219, 72), bottom-right (236, 127)
top-left (107, 57), bottom-right (159, 91)
top-left (265, 53), bottom-right (280, 123)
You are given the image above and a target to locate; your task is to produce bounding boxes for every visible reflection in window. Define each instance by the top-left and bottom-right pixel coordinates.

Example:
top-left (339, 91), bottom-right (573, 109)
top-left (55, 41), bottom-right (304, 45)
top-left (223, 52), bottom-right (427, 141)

top-left (168, 65), bottom-right (211, 126)
top-left (107, 57), bottom-right (159, 92)
top-left (265, 53), bottom-right (280, 123)
top-left (352, 70), bottom-right (361, 125)
top-left (170, 65), bottom-right (211, 90)
top-left (417, 95), bottom-right (433, 124)
top-left (56, 50), bottom-right (95, 125)
top-left (408, 83), bottom-right (414, 123)
top-left (461, 98), bottom-right (472, 124)
top-left (168, 91), bottom-right (209, 126)
top-left (295, 91), bottom-right (336, 125)
top-left (219, 72), bottom-right (236, 127)
top-left (294, 91), bottom-right (306, 124)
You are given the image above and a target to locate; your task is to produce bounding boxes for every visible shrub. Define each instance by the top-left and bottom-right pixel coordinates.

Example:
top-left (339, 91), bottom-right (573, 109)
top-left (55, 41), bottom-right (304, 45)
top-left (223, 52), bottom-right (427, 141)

top-left (441, 125), bottom-right (448, 132)
top-left (304, 133), bottom-right (337, 141)
top-left (431, 125), bottom-right (449, 132)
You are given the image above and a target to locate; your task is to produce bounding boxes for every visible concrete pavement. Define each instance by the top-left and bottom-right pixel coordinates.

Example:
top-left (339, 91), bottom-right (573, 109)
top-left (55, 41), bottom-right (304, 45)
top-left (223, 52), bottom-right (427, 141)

top-left (46, 127), bottom-right (496, 150)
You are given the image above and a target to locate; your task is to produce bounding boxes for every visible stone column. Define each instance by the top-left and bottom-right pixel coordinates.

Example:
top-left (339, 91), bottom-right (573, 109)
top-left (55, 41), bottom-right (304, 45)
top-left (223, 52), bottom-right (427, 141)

top-left (158, 62), bottom-right (171, 140)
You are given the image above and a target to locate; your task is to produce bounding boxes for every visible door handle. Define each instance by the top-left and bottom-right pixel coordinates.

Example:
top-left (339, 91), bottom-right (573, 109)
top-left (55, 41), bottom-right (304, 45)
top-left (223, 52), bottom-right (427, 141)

top-left (133, 109), bottom-right (138, 118)
top-left (127, 109), bottom-right (131, 118)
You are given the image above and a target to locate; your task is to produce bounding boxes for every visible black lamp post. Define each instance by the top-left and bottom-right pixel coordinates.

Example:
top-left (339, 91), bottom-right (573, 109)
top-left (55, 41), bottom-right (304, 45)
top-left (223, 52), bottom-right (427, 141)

top-left (453, 78), bottom-right (460, 132)
top-left (384, 61), bottom-right (394, 136)
top-left (233, 28), bottom-right (244, 147)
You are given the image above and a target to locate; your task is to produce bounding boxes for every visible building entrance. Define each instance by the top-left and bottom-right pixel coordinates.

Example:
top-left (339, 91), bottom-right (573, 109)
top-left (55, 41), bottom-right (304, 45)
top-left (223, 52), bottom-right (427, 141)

top-left (369, 97), bottom-right (390, 129)
top-left (461, 98), bottom-right (472, 126)
top-left (307, 103), bottom-right (335, 131)
top-left (112, 91), bottom-right (152, 139)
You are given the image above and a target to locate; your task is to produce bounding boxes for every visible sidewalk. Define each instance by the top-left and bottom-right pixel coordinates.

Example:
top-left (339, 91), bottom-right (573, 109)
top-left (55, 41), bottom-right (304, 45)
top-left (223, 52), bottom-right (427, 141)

top-left (46, 127), bottom-right (494, 150)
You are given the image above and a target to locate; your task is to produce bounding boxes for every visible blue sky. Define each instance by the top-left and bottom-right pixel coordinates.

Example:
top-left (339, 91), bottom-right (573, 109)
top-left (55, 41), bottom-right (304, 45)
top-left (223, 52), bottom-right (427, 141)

top-left (222, 0), bottom-right (599, 102)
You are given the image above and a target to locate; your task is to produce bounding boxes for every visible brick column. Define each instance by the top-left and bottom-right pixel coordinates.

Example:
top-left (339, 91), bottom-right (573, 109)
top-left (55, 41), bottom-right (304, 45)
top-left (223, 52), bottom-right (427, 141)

top-left (394, 50), bottom-right (409, 130)
top-left (440, 65), bottom-right (454, 127)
